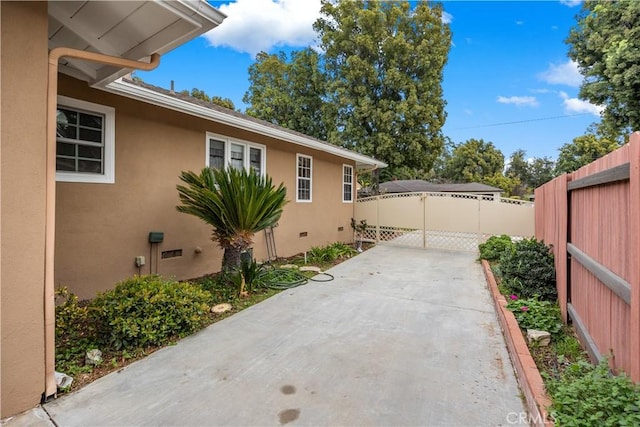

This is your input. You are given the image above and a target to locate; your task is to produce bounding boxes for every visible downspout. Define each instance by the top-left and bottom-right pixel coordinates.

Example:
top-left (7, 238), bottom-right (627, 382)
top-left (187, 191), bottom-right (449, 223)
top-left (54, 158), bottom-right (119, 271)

top-left (44, 48), bottom-right (160, 399)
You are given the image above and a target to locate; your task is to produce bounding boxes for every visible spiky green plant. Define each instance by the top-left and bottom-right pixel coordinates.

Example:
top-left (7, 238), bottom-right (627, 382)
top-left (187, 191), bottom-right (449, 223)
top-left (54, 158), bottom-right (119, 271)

top-left (176, 167), bottom-right (287, 271)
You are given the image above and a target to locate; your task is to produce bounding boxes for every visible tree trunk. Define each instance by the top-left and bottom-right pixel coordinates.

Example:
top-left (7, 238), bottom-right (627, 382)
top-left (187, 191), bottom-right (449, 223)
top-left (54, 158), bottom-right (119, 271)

top-left (222, 246), bottom-right (242, 272)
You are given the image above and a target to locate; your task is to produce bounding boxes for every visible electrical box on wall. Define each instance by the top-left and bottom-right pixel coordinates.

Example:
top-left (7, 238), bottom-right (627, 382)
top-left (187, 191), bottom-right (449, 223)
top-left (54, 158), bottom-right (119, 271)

top-left (149, 232), bottom-right (164, 243)
top-left (135, 256), bottom-right (146, 267)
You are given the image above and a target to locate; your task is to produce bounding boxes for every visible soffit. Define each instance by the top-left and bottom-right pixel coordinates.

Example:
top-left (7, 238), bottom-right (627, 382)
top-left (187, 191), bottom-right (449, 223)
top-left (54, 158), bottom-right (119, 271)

top-left (48, 1), bottom-right (225, 86)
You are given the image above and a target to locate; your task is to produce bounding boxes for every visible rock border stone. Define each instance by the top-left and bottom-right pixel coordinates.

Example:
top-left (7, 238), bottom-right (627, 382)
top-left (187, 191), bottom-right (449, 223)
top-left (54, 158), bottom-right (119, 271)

top-left (482, 260), bottom-right (554, 427)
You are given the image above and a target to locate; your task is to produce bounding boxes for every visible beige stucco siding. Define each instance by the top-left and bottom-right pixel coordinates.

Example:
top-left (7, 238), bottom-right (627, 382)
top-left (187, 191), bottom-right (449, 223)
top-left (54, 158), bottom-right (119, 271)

top-left (1, 1), bottom-right (49, 417)
top-left (56, 75), bottom-right (355, 299)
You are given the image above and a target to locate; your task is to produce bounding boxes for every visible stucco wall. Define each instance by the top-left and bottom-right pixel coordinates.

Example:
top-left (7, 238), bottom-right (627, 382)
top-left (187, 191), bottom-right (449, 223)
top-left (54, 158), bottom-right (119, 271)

top-left (56, 75), bottom-right (355, 299)
top-left (1, 1), bottom-right (49, 418)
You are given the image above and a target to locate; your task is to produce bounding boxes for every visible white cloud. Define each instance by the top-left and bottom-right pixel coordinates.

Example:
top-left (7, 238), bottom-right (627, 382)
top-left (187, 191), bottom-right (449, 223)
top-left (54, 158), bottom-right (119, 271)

top-left (559, 91), bottom-right (604, 116)
top-left (204, 0), bottom-right (322, 56)
top-left (441, 11), bottom-right (453, 24)
top-left (530, 88), bottom-right (553, 94)
top-left (538, 60), bottom-right (582, 87)
top-left (560, 0), bottom-right (582, 7)
top-left (497, 96), bottom-right (539, 107)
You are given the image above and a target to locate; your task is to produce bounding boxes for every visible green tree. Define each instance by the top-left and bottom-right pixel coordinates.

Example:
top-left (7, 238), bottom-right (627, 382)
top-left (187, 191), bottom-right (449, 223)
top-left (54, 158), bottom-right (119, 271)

top-left (505, 149), bottom-right (531, 197)
top-left (244, 49), bottom-right (330, 140)
top-left (555, 134), bottom-right (619, 174)
top-left (528, 156), bottom-right (555, 189)
top-left (244, 1), bottom-right (451, 171)
top-left (567, 1), bottom-right (640, 140)
top-left (444, 139), bottom-right (504, 183)
top-left (176, 167), bottom-right (287, 271)
top-left (483, 173), bottom-right (521, 199)
top-left (183, 88), bottom-right (236, 110)
top-left (315, 0), bottom-right (451, 170)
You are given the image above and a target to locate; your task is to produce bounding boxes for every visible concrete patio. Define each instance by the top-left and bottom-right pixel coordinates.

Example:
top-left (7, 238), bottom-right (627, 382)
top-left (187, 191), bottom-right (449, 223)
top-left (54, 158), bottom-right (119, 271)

top-left (6, 245), bottom-right (527, 426)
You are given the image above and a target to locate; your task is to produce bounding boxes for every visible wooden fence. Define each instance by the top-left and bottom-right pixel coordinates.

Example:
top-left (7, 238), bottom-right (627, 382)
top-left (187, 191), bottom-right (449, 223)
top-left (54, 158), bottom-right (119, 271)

top-left (535, 132), bottom-right (640, 381)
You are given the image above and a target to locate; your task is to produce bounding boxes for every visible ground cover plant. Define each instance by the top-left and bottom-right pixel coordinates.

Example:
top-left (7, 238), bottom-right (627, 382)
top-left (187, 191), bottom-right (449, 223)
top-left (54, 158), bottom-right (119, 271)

top-left (55, 241), bottom-right (366, 393)
top-left (481, 235), bottom-right (640, 425)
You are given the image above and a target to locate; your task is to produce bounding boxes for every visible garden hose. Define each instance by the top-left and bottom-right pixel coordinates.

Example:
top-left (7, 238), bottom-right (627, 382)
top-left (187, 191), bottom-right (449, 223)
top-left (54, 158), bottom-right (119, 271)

top-left (260, 267), bottom-right (334, 290)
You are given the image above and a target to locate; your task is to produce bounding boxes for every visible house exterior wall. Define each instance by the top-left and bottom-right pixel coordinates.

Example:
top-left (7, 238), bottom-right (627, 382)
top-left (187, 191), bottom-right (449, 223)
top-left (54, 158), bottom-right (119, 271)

top-left (1, 1), bottom-right (49, 417)
top-left (56, 75), bottom-right (355, 299)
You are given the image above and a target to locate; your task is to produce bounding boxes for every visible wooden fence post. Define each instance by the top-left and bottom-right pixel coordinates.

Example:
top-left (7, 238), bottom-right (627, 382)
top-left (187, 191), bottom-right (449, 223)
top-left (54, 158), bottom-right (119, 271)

top-left (628, 133), bottom-right (640, 381)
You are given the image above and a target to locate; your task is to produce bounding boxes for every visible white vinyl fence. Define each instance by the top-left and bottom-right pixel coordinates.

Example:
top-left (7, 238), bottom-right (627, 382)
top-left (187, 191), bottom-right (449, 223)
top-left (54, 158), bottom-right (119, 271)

top-left (354, 192), bottom-right (535, 252)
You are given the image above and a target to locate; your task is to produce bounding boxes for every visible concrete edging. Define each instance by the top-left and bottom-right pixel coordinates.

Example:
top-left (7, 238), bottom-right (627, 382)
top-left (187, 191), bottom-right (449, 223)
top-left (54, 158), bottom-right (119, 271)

top-left (481, 260), bottom-right (554, 427)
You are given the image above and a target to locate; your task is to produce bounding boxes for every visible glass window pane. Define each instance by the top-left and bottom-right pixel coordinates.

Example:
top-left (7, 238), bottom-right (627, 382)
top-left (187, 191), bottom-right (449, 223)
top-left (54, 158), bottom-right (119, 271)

top-left (79, 112), bottom-right (103, 129)
top-left (78, 159), bottom-right (102, 174)
top-left (58, 108), bottom-right (78, 125)
top-left (230, 143), bottom-right (244, 170)
top-left (209, 139), bottom-right (225, 170)
top-left (250, 147), bottom-right (262, 175)
top-left (56, 157), bottom-right (76, 171)
top-left (57, 142), bottom-right (76, 156)
top-left (79, 128), bottom-right (102, 143)
top-left (78, 145), bottom-right (102, 159)
top-left (56, 109), bottom-right (78, 139)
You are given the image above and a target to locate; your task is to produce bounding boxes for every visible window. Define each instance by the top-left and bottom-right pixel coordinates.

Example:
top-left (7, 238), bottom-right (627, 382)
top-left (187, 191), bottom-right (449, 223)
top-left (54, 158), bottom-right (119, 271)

top-left (206, 133), bottom-right (265, 175)
top-left (56, 96), bottom-right (115, 183)
top-left (297, 154), bottom-right (312, 202)
top-left (343, 164), bottom-right (354, 202)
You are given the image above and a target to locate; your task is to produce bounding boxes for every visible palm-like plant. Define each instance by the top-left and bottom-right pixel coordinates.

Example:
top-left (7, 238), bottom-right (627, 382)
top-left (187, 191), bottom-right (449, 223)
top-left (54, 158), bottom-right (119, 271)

top-left (176, 167), bottom-right (287, 272)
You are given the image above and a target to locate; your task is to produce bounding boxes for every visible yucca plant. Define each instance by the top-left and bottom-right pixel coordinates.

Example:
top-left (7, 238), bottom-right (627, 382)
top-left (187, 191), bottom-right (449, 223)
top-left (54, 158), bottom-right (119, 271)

top-left (176, 167), bottom-right (287, 271)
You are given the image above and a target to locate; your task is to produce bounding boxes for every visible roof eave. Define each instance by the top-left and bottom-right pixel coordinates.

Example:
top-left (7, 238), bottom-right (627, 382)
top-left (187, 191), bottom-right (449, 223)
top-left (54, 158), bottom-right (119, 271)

top-left (103, 79), bottom-right (387, 170)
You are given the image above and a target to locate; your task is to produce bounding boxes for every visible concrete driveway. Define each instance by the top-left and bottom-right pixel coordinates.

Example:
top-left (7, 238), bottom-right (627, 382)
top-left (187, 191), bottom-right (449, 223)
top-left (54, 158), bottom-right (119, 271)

top-left (38, 245), bottom-right (526, 426)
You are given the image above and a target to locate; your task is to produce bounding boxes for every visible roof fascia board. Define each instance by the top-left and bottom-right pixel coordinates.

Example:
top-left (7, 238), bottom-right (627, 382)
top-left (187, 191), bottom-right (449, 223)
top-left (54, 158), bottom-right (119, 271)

top-left (104, 79), bottom-right (386, 169)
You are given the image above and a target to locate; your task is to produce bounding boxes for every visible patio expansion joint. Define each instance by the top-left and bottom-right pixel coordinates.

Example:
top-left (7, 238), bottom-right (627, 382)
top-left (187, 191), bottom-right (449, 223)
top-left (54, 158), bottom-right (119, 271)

top-left (348, 287), bottom-right (494, 314)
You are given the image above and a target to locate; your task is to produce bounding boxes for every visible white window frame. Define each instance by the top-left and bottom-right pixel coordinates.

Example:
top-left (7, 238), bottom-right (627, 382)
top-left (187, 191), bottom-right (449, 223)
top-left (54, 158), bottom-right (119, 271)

top-left (342, 164), bottom-right (354, 203)
top-left (205, 132), bottom-right (266, 176)
top-left (56, 96), bottom-right (115, 184)
top-left (296, 154), bottom-right (313, 203)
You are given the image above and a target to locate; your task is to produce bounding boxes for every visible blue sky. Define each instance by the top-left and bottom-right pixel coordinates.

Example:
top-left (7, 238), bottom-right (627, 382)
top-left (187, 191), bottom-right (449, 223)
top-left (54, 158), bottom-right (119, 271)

top-left (138, 0), bottom-right (597, 162)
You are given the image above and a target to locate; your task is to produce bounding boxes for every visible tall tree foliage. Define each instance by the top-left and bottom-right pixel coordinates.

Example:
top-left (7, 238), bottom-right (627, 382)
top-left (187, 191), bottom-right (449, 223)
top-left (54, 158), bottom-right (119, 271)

top-left (244, 1), bottom-right (451, 172)
top-left (181, 88), bottom-right (236, 110)
top-left (443, 139), bottom-right (504, 183)
top-left (315, 0), bottom-right (451, 170)
top-left (567, 1), bottom-right (640, 140)
top-left (243, 49), bottom-right (330, 140)
top-left (555, 134), bottom-right (619, 174)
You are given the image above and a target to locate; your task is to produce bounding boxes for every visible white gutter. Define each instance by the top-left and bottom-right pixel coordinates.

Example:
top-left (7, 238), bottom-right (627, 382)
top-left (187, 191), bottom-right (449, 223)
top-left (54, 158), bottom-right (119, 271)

top-left (103, 79), bottom-right (387, 170)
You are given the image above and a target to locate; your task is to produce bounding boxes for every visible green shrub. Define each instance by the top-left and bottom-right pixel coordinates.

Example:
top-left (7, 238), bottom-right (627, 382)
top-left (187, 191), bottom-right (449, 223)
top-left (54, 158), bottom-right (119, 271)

top-left (308, 242), bottom-right (356, 264)
top-left (547, 359), bottom-right (640, 426)
top-left (506, 297), bottom-right (563, 336)
top-left (499, 238), bottom-right (557, 301)
top-left (91, 275), bottom-right (211, 350)
top-left (55, 287), bottom-right (99, 373)
top-left (196, 272), bottom-right (238, 302)
top-left (478, 234), bottom-right (514, 261)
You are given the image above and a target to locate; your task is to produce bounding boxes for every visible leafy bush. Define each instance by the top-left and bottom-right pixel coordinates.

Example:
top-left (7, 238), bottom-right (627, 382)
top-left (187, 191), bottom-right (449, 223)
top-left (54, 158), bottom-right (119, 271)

top-left (308, 242), bottom-right (357, 264)
top-left (499, 238), bottom-right (557, 301)
top-left (55, 288), bottom-right (99, 374)
top-left (547, 359), bottom-right (640, 426)
top-left (478, 234), bottom-right (514, 261)
top-left (91, 275), bottom-right (211, 350)
top-left (506, 296), bottom-right (563, 336)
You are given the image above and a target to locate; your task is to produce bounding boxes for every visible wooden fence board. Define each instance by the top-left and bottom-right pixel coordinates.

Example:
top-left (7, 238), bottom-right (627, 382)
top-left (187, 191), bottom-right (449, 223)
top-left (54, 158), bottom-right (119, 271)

top-left (535, 133), bottom-right (640, 381)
